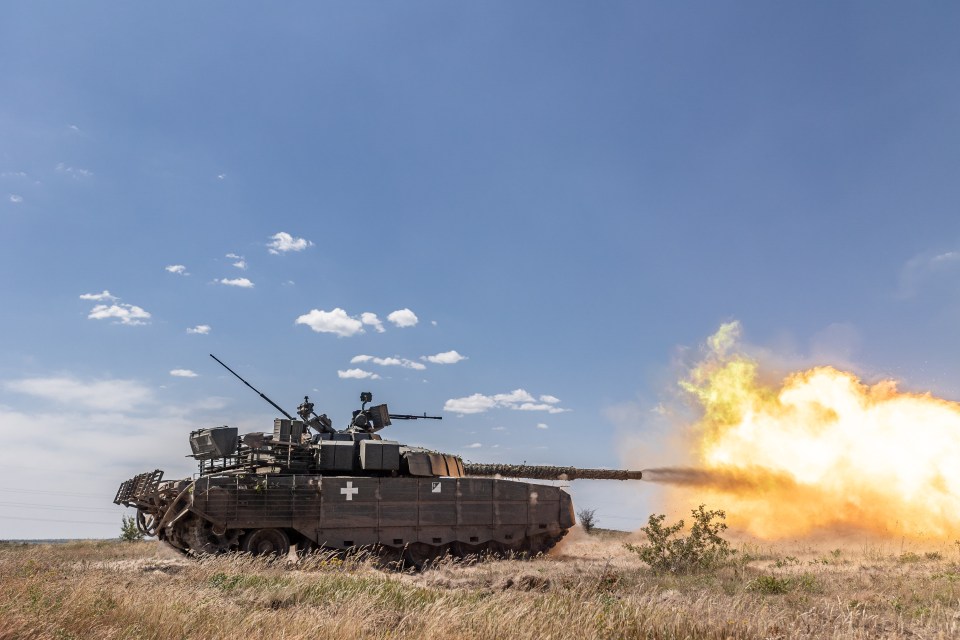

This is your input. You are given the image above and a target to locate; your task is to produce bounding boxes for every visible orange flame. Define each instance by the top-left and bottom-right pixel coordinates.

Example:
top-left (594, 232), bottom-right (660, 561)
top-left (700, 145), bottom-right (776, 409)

top-left (675, 322), bottom-right (960, 539)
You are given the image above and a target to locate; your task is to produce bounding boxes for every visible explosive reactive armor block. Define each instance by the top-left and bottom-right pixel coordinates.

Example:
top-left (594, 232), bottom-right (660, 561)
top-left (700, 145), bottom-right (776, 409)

top-left (189, 427), bottom-right (238, 459)
top-left (360, 439), bottom-right (400, 471)
top-left (317, 441), bottom-right (355, 471)
top-left (273, 419), bottom-right (305, 443)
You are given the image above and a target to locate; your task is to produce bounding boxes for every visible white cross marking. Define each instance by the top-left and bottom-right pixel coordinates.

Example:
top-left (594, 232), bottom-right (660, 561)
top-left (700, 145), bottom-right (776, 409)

top-left (341, 481), bottom-right (359, 501)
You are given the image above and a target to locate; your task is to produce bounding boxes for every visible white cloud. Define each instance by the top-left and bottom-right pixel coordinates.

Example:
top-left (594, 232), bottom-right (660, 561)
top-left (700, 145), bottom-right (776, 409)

top-left (226, 254), bottom-right (247, 269)
top-left (80, 291), bottom-right (150, 326)
top-left (351, 354), bottom-right (426, 370)
top-left (267, 231), bottom-right (313, 254)
top-left (444, 389), bottom-right (569, 415)
top-left (187, 325), bottom-right (211, 335)
top-left (443, 393), bottom-right (498, 414)
top-left (170, 369), bottom-right (198, 378)
top-left (296, 308), bottom-right (364, 337)
top-left (2, 171), bottom-right (28, 178)
top-left (5, 376), bottom-right (154, 412)
top-left (493, 389), bottom-right (536, 404)
top-left (518, 403), bottom-right (567, 414)
top-left (9, 194), bottom-right (22, 203)
top-left (55, 163), bottom-right (93, 179)
top-left (0, 388), bottom-right (257, 538)
top-left (361, 312), bottom-right (385, 333)
top-left (88, 303), bottom-right (151, 326)
top-left (165, 265), bottom-right (188, 275)
top-left (79, 290), bottom-right (117, 302)
top-left (217, 173), bottom-right (226, 180)
top-left (465, 443), bottom-right (482, 449)
top-left (387, 308), bottom-right (418, 328)
top-left (898, 249), bottom-right (960, 297)
top-left (422, 350), bottom-right (467, 364)
top-left (337, 368), bottom-right (381, 380)
top-left (931, 252), bottom-right (960, 264)
top-left (540, 395), bottom-right (561, 404)
top-left (536, 423), bottom-right (549, 430)
top-left (217, 278), bottom-right (254, 288)
top-left (492, 426), bottom-right (507, 431)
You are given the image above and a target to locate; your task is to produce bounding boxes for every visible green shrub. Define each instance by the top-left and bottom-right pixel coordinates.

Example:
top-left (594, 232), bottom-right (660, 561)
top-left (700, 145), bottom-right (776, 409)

top-left (577, 508), bottom-right (597, 534)
top-left (747, 575), bottom-right (792, 594)
top-left (119, 515), bottom-right (144, 542)
top-left (746, 572), bottom-right (820, 595)
top-left (624, 504), bottom-right (734, 574)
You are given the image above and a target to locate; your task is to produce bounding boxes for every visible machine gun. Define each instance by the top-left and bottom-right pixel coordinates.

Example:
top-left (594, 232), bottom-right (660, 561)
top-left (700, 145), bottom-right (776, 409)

top-left (349, 391), bottom-right (442, 432)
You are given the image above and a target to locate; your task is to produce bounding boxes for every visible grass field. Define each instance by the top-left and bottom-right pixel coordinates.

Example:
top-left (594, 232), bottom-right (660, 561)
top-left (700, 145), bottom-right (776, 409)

top-left (3, 529), bottom-right (960, 639)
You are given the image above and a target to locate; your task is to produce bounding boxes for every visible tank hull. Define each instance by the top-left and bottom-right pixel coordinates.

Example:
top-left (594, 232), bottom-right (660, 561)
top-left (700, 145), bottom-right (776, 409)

top-left (131, 472), bottom-right (573, 562)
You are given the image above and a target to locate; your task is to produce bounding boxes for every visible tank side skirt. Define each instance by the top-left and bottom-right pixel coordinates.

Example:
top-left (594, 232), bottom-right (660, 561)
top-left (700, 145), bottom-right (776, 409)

top-left (176, 474), bottom-right (570, 554)
top-left (314, 476), bottom-right (565, 551)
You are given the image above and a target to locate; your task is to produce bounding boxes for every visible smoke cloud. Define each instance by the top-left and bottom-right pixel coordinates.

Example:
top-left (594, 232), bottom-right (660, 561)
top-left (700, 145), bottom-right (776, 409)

top-left (641, 466), bottom-right (798, 493)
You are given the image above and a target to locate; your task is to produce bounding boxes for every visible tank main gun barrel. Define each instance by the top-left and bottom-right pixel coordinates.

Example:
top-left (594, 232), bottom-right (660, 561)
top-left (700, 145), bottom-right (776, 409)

top-left (463, 463), bottom-right (642, 481)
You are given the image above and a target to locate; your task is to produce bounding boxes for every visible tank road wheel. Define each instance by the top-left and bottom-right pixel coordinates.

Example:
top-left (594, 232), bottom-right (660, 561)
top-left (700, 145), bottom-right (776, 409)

top-left (182, 517), bottom-right (241, 555)
top-left (527, 531), bottom-right (567, 555)
top-left (388, 542), bottom-right (442, 570)
top-left (242, 529), bottom-right (290, 556)
top-left (503, 531), bottom-right (567, 558)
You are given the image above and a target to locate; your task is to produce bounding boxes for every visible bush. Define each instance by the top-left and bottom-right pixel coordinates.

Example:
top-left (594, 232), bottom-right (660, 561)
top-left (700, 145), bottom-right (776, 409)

top-left (746, 573), bottom-right (820, 595)
top-left (747, 575), bottom-right (792, 594)
top-left (577, 507), bottom-right (597, 534)
top-left (624, 504), bottom-right (733, 574)
top-left (120, 515), bottom-right (144, 542)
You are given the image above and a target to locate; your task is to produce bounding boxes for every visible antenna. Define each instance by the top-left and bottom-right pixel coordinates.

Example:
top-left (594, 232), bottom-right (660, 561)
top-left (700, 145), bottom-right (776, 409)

top-left (209, 354), bottom-right (296, 421)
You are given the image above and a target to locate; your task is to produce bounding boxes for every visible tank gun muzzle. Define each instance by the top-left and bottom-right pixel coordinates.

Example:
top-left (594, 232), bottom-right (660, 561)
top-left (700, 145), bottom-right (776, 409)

top-left (463, 463), bottom-right (642, 481)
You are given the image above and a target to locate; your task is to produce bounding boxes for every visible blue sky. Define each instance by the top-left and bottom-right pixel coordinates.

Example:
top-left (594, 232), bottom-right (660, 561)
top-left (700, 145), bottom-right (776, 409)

top-left (2, 2), bottom-right (959, 538)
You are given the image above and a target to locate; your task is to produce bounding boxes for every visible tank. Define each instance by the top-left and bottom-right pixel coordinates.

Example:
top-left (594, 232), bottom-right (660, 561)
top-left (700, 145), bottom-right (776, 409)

top-left (113, 356), bottom-right (643, 564)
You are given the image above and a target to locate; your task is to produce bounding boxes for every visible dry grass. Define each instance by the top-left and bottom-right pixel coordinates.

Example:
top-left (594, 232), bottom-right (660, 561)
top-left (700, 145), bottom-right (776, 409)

top-left (2, 531), bottom-right (960, 639)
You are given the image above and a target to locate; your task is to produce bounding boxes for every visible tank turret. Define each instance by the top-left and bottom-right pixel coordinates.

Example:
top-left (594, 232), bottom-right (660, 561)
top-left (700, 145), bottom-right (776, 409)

top-left (114, 356), bottom-right (642, 564)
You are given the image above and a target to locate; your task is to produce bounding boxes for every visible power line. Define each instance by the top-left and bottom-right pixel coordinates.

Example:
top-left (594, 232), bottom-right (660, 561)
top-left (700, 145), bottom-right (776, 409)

top-left (0, 487), bottom-right (108, 498)
top-left (0, 501), bottom-right (121, 513)
top-left (1, 515), bottom-right (117, 525)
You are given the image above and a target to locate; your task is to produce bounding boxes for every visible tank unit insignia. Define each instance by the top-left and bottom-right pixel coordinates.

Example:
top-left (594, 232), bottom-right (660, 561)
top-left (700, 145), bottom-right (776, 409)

top-left (341, 481), bottom-right (359, 501)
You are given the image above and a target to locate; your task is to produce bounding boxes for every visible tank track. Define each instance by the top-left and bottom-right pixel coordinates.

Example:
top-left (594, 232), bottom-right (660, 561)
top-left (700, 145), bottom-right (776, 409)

top-left (158, 514), bottom-right (566, 568)
top-left (380, 529), bottom-right (567, 568)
